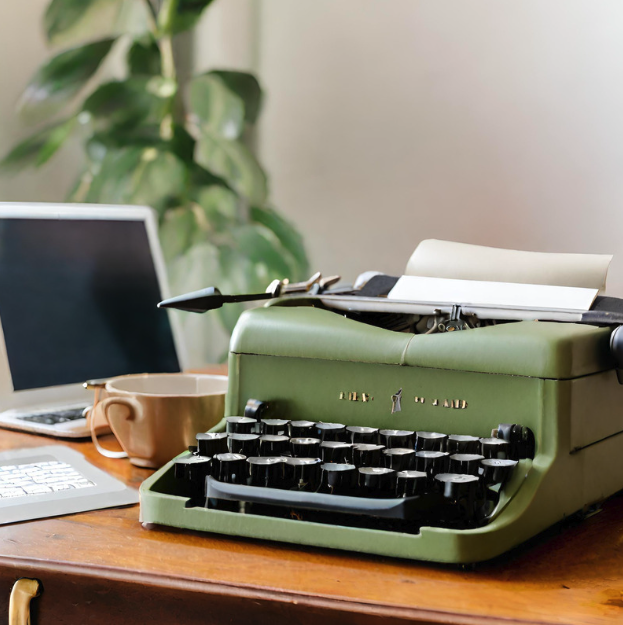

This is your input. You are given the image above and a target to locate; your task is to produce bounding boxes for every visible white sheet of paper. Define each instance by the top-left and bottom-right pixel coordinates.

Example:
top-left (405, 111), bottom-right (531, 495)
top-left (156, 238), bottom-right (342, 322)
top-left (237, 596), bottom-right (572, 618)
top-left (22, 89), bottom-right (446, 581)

top-left (387, 275), bottom-right (598, 313)
top-left (405, 240), bottom-right (612, 292)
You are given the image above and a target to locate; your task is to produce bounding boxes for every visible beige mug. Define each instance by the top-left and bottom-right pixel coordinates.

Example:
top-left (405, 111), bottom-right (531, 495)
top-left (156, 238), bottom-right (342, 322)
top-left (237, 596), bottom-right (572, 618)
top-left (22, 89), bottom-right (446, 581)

top-left (89, 373), bottom-right (228, 468)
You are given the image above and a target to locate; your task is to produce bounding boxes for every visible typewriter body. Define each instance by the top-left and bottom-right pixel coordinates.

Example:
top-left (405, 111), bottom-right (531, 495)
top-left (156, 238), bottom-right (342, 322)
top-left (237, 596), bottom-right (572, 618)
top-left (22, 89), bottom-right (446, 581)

top-left (141, 241), bottom-right (623, 564)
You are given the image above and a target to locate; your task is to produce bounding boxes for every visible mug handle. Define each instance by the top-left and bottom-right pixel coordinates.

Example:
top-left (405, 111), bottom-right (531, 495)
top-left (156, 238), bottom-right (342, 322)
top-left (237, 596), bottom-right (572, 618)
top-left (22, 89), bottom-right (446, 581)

top-left (90, 397), bottom-right (139, 460)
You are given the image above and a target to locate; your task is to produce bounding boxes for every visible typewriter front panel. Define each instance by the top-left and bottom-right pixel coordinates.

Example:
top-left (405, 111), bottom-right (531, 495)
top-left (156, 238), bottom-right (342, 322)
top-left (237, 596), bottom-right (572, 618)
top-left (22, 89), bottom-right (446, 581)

top-left (227, 354), bottom-right (543, 445)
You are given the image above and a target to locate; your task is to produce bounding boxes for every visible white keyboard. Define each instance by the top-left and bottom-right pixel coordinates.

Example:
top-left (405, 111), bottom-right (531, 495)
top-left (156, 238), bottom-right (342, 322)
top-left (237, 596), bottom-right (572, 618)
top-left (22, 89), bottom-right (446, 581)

top-left (0, 446), bottom-right (138, 524)
top-left (0, 460), bottom-right (95, 498)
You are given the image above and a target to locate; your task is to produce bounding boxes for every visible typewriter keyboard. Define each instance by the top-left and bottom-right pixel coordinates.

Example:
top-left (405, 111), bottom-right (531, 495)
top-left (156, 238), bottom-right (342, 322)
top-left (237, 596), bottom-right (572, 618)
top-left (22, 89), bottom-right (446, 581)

top-left (174, 409), bottom-right (535, 533)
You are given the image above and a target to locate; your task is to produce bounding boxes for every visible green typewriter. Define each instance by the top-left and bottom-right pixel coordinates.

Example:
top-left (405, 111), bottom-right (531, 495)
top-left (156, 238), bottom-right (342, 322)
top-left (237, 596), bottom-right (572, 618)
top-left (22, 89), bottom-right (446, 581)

top-left (141, 241), bottom-right (623, 564)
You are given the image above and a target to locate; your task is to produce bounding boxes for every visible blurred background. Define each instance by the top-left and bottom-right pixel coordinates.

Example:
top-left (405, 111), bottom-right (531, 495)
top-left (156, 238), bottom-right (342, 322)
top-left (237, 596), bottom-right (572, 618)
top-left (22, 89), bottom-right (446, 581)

top-left (2, 0), bottom-right (623, 360)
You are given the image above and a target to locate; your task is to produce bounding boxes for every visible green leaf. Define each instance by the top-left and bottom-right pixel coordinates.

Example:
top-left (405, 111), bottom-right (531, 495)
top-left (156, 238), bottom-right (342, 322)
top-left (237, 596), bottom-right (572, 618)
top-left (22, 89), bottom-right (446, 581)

top-left (195, 133), bottom-right (267, 205)
top-left (217, 244), bottom-right (260, 295)
top-left (250, 206), bottom-right (309, 280)
top-left (160, 206), bottom-right (197, 261)
top-left (194, 185), bottom-right (239, 233)
top-left (160, 0), bottom-right (216, 36)
top-left (18, 38), bottom-right (116, 124)
top-left (0, 118), bottom-right (75, 172)
top-left (189, 74), bottom-right (244, 139)
top-left (230, 223), bottom-right (292, 282)
top-left (44, 0), bottom-right (123, 46)
top-left (128, 36), bottom-right (161, 76)
top-left (85, 147), bottom-right (187, 213)
top-left (81, 78), bottom-right (170, 133)
top-left (209, 71), bottom-right (263, 125)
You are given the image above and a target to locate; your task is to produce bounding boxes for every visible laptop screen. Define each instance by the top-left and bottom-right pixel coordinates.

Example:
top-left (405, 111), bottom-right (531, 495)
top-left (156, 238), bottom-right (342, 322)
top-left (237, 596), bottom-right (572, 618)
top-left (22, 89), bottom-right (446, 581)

top-left (0, 218), bottom-right (180, 391)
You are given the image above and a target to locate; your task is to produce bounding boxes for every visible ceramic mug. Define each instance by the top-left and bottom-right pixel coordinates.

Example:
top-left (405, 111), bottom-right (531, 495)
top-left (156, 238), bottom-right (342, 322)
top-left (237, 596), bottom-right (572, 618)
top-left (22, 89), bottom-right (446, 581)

top-left (89, 373), bottom-right (228, 468)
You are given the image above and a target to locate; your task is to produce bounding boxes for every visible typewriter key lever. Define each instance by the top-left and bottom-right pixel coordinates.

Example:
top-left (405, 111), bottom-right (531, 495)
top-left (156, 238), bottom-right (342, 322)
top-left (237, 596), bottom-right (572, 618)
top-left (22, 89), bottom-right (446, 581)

top-left (158, 272), bottom-right (327, 313)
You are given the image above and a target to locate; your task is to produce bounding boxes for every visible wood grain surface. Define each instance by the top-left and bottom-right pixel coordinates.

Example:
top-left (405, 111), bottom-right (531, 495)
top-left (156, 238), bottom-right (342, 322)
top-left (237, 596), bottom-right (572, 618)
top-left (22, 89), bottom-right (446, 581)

top-left (1, 423), bottom-right (623, 623)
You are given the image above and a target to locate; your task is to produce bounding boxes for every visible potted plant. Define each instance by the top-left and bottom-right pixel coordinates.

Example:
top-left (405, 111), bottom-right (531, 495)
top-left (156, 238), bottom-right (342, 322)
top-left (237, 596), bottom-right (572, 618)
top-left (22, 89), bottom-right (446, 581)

top-left (1, 0), bottom-right (309, 362)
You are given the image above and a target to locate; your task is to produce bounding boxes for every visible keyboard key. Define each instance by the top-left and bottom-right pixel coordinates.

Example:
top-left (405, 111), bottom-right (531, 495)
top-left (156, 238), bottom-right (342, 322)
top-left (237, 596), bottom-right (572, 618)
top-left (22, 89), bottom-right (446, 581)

top-left (447, 434), bottom-right (480, 455)
top-left (358, 467), bottom-right (396, 497)
top-left (196, 433), bottom-right (228, 457)
top-left (290, 437), bottom-right (321, 458)
top-left (288, 420), bottom-right (316, 438)
top-left (248, 457), bottom-right (286, 488)
top-left (313, 423), bottom-right (347, 442)
top-left (212, 453), bottom-right (247, 484)
top-left (480, 437), bottom-right (509, 459)
top-left (449, 454), bottom-right (485, 476)
top-left (259, 435), bottom-right (290, 457)
top-left (480, 458), bottom-right (517, 486)
top-left (284, 457), bottom-right (322, 491)
top-left (320, 463), bottom-right (357, 495)
top-left (228, 434), bottom-right (260, 457)
top-left (261, 419), bottom-right (289, 436)
top-left (320, 441), bottom-right (353, 464)
top-left (226, 417), bottom-right (257, 435)
top-left (347, 426), bottom-right (379, 445)
top-left (415, 450), bottom-right (449, 477)
top-left (352, 444), bottom-right (385, 467)
top-left (416, 432), bottom-right (448, 452)
top-left (383, 448), bottom-right (416, 471)
top-left (396, 470), bottom-right (428, 497)
top-left (379, 429), bottom-right (415, 449)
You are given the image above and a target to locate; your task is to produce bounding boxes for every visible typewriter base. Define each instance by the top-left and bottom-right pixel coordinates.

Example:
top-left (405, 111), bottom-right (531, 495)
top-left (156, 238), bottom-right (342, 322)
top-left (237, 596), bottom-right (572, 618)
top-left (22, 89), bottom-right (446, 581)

top-left (140, 455), bottom-right (569, 565)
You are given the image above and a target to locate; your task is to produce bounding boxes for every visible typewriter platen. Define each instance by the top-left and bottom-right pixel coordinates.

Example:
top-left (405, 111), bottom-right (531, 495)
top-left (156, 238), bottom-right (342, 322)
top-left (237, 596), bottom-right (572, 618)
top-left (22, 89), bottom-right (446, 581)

top-left (141, 241), bottom-right (623, 564)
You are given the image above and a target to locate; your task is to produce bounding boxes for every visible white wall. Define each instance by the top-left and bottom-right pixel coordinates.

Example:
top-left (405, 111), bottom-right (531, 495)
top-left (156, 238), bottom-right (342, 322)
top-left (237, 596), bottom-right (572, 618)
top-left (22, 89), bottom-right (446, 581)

top-left (257, 0), bottom-right (623, 295)
top-left (0, 0), bottom-right (81, 203)
top-left (4, 0), bottom-right (623, 298)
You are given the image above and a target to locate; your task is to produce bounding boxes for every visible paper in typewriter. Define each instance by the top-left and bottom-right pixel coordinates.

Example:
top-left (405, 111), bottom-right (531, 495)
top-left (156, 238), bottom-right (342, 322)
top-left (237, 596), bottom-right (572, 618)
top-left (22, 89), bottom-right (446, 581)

top-left (405, 240), bottom-right (612, 292)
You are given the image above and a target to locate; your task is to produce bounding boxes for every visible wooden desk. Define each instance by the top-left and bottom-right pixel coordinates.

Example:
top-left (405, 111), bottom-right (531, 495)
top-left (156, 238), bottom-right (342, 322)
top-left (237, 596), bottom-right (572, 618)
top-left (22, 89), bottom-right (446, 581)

top-left (1, 429), bottom-right (623, 625)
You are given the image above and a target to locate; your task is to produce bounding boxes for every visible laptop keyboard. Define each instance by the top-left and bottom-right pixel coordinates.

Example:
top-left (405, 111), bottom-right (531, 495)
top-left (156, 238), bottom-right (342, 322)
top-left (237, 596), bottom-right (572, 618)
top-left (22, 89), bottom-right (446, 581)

top-left (0, 461), bottom-right (95, 498)
top-left (16, 407), bottom-right (88, 426)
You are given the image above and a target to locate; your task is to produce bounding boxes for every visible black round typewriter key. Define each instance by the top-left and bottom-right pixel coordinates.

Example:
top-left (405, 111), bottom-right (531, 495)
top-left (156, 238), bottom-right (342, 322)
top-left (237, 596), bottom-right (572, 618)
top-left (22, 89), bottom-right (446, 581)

top-left (289, 420), bottom-right (316, 437)
top-left (414, 450), bottom-right (449, 477)
top-left (396, 470), bottom-right (428, 497)
top-left (497, 424), bottom-right (535, 460)
top-left (347, 426), bottom-right (379, 445)
top-left (447, 434), bottom-right (480, 455)
top-left (226, 416), bottom-right (258, 435)
top-left (352, 443), bottom-right (385, 467)
top-left (244, 399), bottom-right (269, 421)
top-left (449, 453), bottom-right (485, 476)
top-left (212, 453), bottom-right (247, 484)
top-left (435, 473), bottom-right (480, 500)
top-left (358, 467), bottom-right (397, 497)
top-left (416, 431), bottom-right (448, 452)
top-left (379, 429), bottom-right (415, 449)
top-left (320, 463), bottom-right (358, 495)
top-left (435, 473), bottom-right (484, 528)
top-left (259, 435), bottom-right (291, 457)
top-left (248, 456), bottom-right (286, 488)
top-left (284, 457), bottom-right (322, 491)
top-left (228, 433), bottom-right (260, 457)
top-left (261, 419), bottom-right (290, 436)
top-left (314, 422), bottom-right (347, 442)
top-left (290, 437), bottom-right (321, 458)
top-left (383, 447), bottom-right (416, 471)
top-left (479, 458), bottom-right (518, 486)
top-left (196, 432), bottom-right (228, 457)
top-left (320, 441), bottom-right (353, 464)
top-left (480, 437), bottom-right (509, 459)
top-left (174, 454), bottom-right (211, 480)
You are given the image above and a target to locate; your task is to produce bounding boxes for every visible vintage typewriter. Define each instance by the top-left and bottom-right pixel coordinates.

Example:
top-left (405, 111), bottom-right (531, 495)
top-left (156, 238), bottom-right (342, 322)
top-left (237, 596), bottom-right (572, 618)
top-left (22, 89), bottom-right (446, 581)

top-left (140, 240), bottom-right (623, 564)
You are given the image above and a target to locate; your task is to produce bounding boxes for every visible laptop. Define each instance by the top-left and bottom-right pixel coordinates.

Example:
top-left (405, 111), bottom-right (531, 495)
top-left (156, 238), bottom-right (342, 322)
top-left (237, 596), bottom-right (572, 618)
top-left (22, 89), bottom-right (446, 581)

top-left (0, 203), bottom-right (188, 438)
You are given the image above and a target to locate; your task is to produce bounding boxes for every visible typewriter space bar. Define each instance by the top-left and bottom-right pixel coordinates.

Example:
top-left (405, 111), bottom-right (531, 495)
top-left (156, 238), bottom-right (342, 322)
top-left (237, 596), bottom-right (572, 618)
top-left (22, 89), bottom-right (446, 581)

top-left (206, 477), bottom-right (438, 519)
